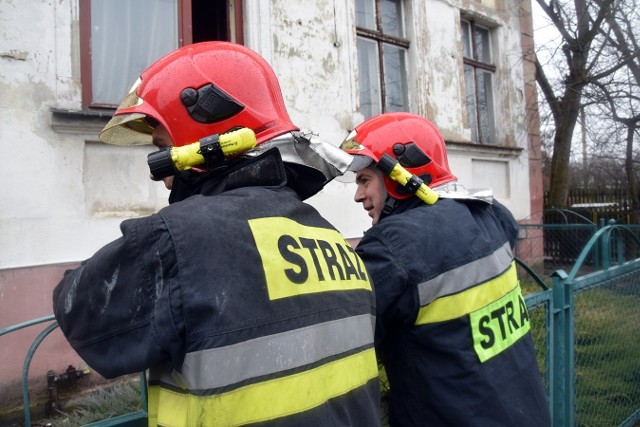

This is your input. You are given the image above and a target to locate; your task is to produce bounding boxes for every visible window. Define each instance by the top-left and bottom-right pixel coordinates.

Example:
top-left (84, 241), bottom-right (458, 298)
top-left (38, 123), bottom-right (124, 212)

top-left (80, 0), bottom-right (243, 109)
top-left (462, 19), bottom-right (496, 144)
top-left (355, 0), bottom-right (409, 119)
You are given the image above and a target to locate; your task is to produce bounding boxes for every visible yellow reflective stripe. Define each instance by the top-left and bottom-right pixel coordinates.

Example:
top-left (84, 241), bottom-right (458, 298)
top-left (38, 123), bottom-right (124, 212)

top-left (147, 386), bottom-right (158, 427)
top-left (148, 384), bottom-right (198, 427)
top-left (415, 262), bottom-right (518, 325)
top-left (470, 285), bottom-right (531, 362)
top-left (153, 348), bottom-right (378, 426)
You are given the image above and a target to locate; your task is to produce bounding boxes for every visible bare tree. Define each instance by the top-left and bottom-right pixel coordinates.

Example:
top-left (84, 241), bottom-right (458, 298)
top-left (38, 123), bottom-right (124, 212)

top-left (534, 0), bottom-right (618, 207)
top-left (591, 0), bottom-right (640, 220)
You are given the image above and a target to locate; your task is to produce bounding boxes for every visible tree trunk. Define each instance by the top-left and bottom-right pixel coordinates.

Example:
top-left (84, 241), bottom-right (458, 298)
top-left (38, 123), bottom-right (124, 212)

top-left (548, 102), bottom-right (581, 208)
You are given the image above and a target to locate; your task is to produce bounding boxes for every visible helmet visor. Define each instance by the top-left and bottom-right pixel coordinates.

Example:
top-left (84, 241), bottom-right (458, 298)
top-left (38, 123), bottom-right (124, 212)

top-left (339, 129), bottom-right (364, 152)
top-left (100, 113), bottom-right (154, 146)
top-left (339, 129), bottom-right (374, 172)
top-left (99, 78), bottom-right (155, 146)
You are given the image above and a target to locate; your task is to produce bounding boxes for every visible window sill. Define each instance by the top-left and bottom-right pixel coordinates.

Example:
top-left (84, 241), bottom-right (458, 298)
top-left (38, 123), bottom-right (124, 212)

top-left (50, 107), bottom-right (115, 137)
top-left (445, 140), bottom-right (523, 158)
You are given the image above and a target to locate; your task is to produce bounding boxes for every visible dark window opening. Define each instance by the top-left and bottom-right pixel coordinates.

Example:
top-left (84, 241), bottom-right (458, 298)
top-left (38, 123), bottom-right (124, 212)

top-left (192, 1), bottom-right (228, 42)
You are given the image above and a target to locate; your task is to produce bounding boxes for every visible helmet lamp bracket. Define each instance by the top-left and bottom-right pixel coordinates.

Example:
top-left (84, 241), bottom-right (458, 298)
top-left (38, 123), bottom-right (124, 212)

top-left (393, 143), bottom-right (432, 168)
top-left (181, 83), bottom-right (245, 124)
top-left (199, 134), bottom-right (226, 167)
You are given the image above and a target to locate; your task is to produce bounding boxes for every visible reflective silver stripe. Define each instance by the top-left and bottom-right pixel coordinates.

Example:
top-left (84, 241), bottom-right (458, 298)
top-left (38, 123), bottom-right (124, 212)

top-left (417, 242), bottom-right (513, 307)
top-left (180, 313), bottom-right (375, 391)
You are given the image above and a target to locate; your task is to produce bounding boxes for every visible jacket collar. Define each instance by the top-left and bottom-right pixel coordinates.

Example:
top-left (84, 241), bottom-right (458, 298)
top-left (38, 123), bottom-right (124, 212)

top-left (169, 148), bottom-right (288, 204)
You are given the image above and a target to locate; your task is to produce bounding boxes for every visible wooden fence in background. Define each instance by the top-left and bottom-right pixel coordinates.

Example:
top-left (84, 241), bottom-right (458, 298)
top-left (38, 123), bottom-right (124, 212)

top-left (544, 188), bottom-right (635, 224)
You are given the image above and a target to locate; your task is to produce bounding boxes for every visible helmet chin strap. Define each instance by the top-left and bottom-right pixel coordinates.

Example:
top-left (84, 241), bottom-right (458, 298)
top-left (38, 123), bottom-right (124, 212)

top-left (381, 194), bottom-right (398, 218)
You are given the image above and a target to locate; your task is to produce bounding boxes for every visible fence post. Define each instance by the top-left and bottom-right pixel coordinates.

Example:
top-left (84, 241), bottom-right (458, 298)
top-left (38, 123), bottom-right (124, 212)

top-left (599, 219), bottom-right (607, 269)
top-left (550, 269), bottom-right (574, 427)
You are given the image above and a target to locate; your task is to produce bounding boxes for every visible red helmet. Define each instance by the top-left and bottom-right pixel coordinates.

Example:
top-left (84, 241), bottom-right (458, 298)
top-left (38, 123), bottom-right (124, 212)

top-left (340, 112), bottom-right (457, 200)
top-left (100, 42), bottom-right (298, 147)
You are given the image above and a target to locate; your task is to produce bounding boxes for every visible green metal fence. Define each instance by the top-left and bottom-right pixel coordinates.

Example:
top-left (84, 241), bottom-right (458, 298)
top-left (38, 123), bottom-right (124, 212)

top-left (3, 221), bottom-right (640, 426)
top-left (516, 222), bottom-right (640, 427)
top-left (0, 318), bottom-right (148, 427)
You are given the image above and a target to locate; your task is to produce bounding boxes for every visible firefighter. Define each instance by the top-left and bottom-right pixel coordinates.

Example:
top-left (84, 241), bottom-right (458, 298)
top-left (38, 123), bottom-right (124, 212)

top-left (340, 112), bottom-right (551, 426)
top-left (53, 42), bottom-right (381, 427)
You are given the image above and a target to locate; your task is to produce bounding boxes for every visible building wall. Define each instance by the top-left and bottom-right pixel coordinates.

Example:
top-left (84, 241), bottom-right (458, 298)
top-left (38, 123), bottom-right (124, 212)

top-left (0, 0), bottom-right (540, 410)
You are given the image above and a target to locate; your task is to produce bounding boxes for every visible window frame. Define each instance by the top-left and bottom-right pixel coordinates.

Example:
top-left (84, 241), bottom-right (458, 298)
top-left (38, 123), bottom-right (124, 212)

top-left (355, 0), bottom-right (410, 117)
top-left (79, 0), bottom-right (244, 110)
top-left (462, 18), bottom-right (497, 144)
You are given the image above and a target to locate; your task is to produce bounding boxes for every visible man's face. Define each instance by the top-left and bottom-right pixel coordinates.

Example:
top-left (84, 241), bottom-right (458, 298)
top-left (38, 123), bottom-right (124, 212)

top-left (354, 165), bottom-right (387, 225)
top-left (151, 124), bottom-right (174, 190)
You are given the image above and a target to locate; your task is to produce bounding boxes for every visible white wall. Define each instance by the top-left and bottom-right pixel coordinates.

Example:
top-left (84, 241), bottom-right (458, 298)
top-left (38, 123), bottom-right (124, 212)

top-left (0, 0), bottom-right (532, 269)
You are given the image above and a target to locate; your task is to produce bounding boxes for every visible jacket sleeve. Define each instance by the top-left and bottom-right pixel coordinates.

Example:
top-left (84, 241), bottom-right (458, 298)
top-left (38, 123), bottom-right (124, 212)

top-left (491, 200), bottom-right (519, 249)
top-left (356, 232), bottom-right (409, 347)
top-left (52, 214), bottom-right (183, 379)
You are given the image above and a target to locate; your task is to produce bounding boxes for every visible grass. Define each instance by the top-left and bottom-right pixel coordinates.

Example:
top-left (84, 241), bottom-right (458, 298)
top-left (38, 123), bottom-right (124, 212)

top-left (519, 264), bottom-right (640, 427)
top-left (573, 285), bottom-right (640, 427)
top-left (30, 376), bottom-right (143, 427)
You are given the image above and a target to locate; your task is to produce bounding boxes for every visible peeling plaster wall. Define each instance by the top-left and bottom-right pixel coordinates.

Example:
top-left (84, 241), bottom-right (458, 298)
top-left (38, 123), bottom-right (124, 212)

top-left (244, 0), bottom-right (372, 237)
top-left (271, 0), bottom-right (373, 235)
top-left (1, 0), bottom-right (533, 268)
top-left (411, 1), bottom-right (465, 134)
top-left (0, 1), bottom-right (170, 404)
top-left (404, 0), bottom-right (531, 217)
top-left (1, 1), bottom-right (168, 271)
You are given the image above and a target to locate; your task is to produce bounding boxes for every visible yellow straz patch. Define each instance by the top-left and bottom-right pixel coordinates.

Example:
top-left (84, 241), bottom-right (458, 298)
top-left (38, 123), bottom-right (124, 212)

top-left (469, 284), bottom-right (531, 362)
top-left (248, 217), bottom-right (372, 300)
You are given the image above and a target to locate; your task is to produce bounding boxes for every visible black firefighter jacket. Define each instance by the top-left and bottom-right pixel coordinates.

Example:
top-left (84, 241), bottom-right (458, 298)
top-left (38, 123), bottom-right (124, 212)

top-left (53, 151), bottom-right (381, 427)
top-left (356, 197), bottom-right (551, 427)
